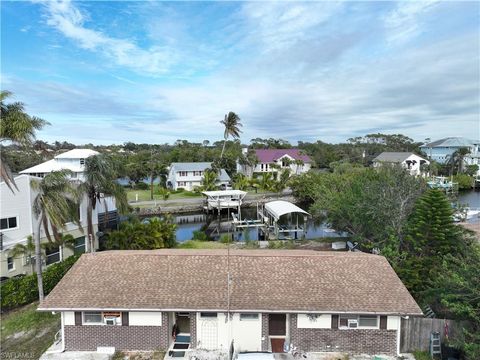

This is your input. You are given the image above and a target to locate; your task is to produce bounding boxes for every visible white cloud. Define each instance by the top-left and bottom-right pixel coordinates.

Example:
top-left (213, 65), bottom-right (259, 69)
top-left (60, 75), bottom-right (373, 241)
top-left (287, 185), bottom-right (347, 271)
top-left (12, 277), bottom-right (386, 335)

top-left (383, 0), bottom-right (440, 44)
top-left (41, 0), bottom-right (176, 75)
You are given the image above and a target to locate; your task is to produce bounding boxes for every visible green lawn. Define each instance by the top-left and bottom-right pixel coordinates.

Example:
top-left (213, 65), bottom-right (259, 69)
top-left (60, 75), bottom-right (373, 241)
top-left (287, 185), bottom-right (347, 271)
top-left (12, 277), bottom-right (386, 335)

top-left (176, 240), bottom-right (228, 249)
top-left (1, 302), bottom-right (60, 359)
top-left (126, 189), bottom-right (203, 202)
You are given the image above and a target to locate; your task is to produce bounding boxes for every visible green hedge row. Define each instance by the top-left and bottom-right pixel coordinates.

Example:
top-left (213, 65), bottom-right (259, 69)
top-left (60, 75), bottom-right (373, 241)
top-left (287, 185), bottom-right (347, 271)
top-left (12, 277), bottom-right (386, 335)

top-left (1, 255), bottom-right (80, 309)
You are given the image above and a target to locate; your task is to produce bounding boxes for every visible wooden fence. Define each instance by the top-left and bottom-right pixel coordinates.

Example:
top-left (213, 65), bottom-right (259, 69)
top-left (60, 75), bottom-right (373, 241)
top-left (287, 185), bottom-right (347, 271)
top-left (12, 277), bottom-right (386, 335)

top-left (400, 317), bottom-right (463, 353)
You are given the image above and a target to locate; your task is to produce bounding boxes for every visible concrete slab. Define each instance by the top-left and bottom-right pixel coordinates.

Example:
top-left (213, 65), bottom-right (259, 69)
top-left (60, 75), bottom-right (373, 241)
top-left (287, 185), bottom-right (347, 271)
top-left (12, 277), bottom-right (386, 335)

top-left (39, 351), bottom-right (111, 360)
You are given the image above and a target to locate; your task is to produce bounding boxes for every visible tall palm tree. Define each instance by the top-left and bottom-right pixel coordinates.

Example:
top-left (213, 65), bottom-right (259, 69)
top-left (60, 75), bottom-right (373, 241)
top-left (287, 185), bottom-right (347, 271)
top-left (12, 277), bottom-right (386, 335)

top-left (0, 90), bottom-right (49, 191)
top-left (201, 169), bottom-right (219, 191)
top-left (80, 154), bottom-right (129, 252)
top-left (447, 147), bottom-right (471, 175)
top-left (220, 112), bottom-right (242, 159)
top-left (9, 235), bottom-right (36, 274)
top-left (31, 170), bottom-right (81, 301)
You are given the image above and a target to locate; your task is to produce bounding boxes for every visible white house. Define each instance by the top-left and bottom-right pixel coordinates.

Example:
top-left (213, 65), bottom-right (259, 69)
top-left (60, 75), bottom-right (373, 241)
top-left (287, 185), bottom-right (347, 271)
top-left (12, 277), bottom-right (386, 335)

top-left (237, 149), bottom-right (312, 178)
top-left (1, 149), bottom-right (116, 278)
top-left (20, 148), bottom-right (99, 181)
top-left (372, 152), bottom-right (430, 176)
top-left (0, 175), bottom-right (99, 278)
top-left (420, 137), bottom-right (480, 175)
top-left (167, 162), bottom-right (231, 191)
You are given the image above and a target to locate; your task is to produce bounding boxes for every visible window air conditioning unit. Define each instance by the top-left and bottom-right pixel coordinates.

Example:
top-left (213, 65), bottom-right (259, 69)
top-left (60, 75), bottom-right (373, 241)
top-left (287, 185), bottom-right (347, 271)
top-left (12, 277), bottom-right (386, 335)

top-left (348, 319), bottom-right (358, 328)
top-left (104, 317), bottom-right (117, 326)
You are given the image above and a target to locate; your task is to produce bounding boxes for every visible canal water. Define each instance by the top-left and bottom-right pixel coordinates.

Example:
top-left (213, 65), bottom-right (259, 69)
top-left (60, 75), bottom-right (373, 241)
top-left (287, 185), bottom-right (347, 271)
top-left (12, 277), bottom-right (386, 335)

top-left (171, 206), bottom-right (346, 243)
top-left (151, 190), bottom-right (480, 243)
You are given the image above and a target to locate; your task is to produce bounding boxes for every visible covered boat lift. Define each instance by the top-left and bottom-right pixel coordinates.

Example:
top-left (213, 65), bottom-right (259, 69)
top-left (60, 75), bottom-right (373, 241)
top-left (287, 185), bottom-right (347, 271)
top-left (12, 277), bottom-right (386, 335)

top-left (264, 200), bottom-right (310, 239)
top-left (202, 190), bottom-right (247, 216)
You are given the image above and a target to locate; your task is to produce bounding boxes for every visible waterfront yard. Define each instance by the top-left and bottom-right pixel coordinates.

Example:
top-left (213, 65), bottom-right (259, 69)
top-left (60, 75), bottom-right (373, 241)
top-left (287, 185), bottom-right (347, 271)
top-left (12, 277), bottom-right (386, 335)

top-left (1, 302), bottom-right (59, 360)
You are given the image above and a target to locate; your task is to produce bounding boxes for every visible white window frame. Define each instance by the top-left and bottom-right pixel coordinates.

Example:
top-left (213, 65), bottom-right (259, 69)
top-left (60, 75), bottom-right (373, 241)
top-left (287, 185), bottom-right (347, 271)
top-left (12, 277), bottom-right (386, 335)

top-left (82, 311), bottom-right (122, 326)
top-left (7, 256), bottom-right (15, 272)
top-left (200, 312), bottom-right (217, 318)
top-left (0, 216), bottom-right (19, 232)
top-left (240, 313), bottom-right (259, 321)
top-left (45, 246), bottom-right (61, 266)
top-left (339, 315), bottom-right (379, 329)
top-left (74, 236), bottom-right (86, 255)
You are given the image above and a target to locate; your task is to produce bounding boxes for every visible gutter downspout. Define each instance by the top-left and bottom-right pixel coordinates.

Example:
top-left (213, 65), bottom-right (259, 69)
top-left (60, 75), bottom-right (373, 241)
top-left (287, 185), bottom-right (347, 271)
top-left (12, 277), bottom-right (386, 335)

top-left (396, 316), bottom-right (402, 356)
top-left (46, 312), bottom-right (65, 353)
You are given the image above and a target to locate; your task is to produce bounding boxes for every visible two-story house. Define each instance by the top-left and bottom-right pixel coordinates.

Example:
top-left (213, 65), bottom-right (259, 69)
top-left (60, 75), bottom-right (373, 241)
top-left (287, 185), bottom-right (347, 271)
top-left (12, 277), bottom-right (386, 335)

top-left (420, 137), bottom-right (480, 175)
top-left (237, 149), bottom-right (312, 178)
top-left (0, 149), bottom-right (116, 278)
top-left (372, 152), bottom-right (430, 176)
top-left (166, 162), bottom-right (231, 191)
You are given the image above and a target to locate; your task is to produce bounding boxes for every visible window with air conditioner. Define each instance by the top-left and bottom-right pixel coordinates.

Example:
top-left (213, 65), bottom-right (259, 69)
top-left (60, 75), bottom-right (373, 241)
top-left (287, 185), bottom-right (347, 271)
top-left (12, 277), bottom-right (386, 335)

top-left (104, 317), bottom-right (117, 325)
top-left (347, 319), bottom-right (358, 328)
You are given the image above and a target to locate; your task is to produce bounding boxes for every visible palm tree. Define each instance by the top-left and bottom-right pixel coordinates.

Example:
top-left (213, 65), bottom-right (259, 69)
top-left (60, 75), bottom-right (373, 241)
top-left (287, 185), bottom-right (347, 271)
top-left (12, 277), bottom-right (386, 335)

top-left (259, 172), bottom-right (276, 192)
top-left (446, 147), bottom-right (471, 175)
top-left (31, 170), bottom-right (81, 301)
top-left (220, 112), bottom-right (242, 159)
top-left (201, 169), bottom-right (219, 191)
top-left (0, 90), bottom-right (49, 191)
top-left (148, 153), bottom-right (168, 200)
top-left (232, 173), bottom-right (250, 190)
top-left (80, 154), bottom-right (129, 252)
top-left (9, 235), bottom-right (36, 274)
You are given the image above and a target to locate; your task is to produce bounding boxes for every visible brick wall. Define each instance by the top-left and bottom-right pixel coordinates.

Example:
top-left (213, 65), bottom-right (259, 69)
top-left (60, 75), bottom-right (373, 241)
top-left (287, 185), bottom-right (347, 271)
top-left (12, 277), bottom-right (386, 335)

top-left (190, 312), bottom-right (197, 348)
top-left (289, 314), bottom-right (397, 355)
top-left (261, 313), bottom-right (269, 351)
top-left (64, 325), bottom-right (168, 351)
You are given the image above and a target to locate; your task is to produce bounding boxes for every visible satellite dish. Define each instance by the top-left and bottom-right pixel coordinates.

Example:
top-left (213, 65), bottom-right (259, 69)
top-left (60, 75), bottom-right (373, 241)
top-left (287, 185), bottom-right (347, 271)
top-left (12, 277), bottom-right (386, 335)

top-left (96, 231), bottom-right (104, 238)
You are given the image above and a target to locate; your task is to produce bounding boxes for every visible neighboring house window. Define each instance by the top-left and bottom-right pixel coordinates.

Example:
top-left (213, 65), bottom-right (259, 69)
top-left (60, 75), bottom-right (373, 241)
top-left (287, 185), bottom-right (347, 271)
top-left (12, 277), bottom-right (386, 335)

top-left (193, 171), bottom-right (202, 176)
top-left (45, 246), bottom-right (60, 265)
top-left (178, 181), bottom-right (186, 187)
top-left (1, 217), bottom-right (18, 230)
top-left (261, 164), bottom-right (264, 171)
top-left (358, 315), bottom-right (378, 327)
top-left (200, 312), bottom-right (217, 318)
top-left (7, 257), bottom-right (14, 271)
top-left (79, 158), bottom-right (85, 165)
top-left (179, 171), bottom-right (188, 177)
top-left (71, 172), bottom-right (78, 178)
top-left (74, 236), bottom-right (86, 255)
top-left (240, 313), bottom-right (259, 320)
top-left (83, 312), bottom-right (103, 324)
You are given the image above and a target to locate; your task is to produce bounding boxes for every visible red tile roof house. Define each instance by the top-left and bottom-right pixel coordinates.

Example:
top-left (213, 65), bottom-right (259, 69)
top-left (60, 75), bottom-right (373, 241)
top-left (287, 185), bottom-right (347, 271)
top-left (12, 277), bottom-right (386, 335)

top-left (38, 250), bottom-right (422, 357)
top-left (237, 149), bottom-right (312, 177)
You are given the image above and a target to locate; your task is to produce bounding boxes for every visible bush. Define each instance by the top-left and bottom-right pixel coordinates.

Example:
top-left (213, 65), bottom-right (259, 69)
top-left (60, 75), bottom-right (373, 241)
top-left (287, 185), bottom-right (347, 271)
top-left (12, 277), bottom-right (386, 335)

top-left (1, 255), bottom-right (80, 310)
top-left (135, 182), bottom-right (149, 190)
top-left (453, 174), bottom-right (474, 190)
top-left (192, 230), bottom-right (209, 241)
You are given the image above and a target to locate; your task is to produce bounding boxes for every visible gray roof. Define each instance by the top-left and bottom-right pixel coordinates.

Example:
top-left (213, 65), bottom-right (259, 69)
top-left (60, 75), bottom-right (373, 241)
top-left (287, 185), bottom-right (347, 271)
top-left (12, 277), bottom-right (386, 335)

top-left (421, 137), bottom-right (479, 148)
top-left (373, 152), bottom-right (423, 163)
top-left (171, 162), bottom-right (230, 181)
top-left (38, 249), bottom-right (422, 315)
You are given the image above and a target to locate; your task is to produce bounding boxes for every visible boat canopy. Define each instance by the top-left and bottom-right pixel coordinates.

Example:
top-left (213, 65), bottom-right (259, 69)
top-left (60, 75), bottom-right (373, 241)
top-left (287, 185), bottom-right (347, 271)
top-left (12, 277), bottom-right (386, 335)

top-left (264, 200), bottom-right (310, 221)
top-left (202, 190), bottom-right (247, 199)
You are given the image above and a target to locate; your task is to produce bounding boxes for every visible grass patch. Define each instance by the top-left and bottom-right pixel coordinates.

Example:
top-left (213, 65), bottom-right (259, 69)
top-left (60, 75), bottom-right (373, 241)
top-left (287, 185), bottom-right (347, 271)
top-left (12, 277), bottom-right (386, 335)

top-left (127, 189), bottom-right (202, 202)
top-left (176, 240), bottom-right (228, 249)
top-left (413, 350), bottom-right (432, 360)
top-left (1, 302), bottom-right (60, 359)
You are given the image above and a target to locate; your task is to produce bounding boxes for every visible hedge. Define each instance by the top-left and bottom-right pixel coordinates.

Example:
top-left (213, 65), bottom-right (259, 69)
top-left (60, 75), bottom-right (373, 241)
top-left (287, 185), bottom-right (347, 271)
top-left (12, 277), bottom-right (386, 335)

top-left (1, 255), bottom-right (80, 309)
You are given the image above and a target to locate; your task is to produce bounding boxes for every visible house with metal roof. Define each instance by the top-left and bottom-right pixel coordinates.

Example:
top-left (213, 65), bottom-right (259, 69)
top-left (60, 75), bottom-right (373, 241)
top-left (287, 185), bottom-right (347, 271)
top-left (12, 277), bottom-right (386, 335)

top-left (420, 137), bottom-right (480, 174)
top-left (38, 249), bottom-right (422, 357)
top-left (372, 152), bottom-right (429, 176)
top-left (237, 149), bottom-right (312, 178)
top-left (167, 162), bottom-right (231, 191)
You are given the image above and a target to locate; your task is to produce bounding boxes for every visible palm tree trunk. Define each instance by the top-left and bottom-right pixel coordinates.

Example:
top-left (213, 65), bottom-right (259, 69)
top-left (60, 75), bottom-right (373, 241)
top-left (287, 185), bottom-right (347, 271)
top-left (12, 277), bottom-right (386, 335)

top-left (220, 140), bottom-right (227, 159)
top-left (86, 197), bottom-right (94, 253)
top-left (35, 217), bottom-right (44, 301)
top-left (150, 173), bottom-right (154, 200)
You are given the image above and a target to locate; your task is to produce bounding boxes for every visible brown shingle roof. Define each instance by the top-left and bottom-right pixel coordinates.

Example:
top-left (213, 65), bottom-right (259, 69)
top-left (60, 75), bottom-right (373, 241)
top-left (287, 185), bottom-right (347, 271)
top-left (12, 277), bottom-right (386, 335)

top-left (38, 250), bottom-right (422, 315)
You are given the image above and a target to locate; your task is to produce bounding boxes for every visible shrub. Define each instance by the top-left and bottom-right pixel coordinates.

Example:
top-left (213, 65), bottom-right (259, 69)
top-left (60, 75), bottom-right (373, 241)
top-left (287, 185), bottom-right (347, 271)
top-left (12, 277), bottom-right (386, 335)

top-left (1, 255), bottom-right (80, 310)
top-left (192, 230), bottom-right (209, 241)
top-left (453, 174), bottom-right (473, 190)
top-left (135, 182), bottom-right (149, 190)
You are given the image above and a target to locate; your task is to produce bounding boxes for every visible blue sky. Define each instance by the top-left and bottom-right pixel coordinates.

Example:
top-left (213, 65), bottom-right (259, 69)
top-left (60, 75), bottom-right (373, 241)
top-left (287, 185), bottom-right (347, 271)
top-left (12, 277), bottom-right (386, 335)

top-left (1, 0), bottom-right (479, 145)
